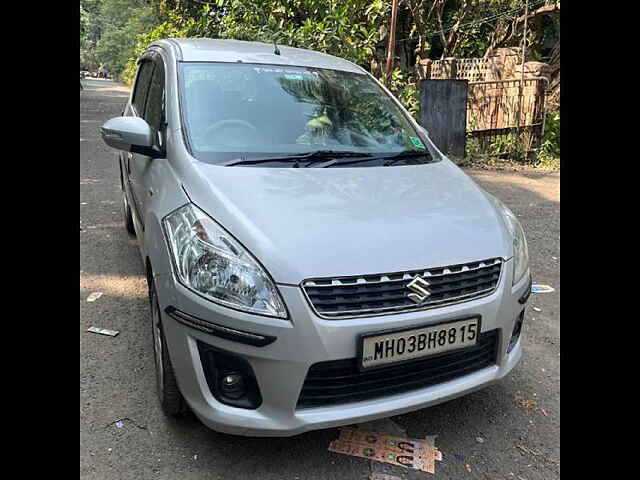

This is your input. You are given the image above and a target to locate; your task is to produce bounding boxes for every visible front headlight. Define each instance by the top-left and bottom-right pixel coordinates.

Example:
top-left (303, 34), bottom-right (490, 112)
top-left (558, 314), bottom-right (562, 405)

top-left (163, 204), bottom-right (287, 318)
top-left (494, 199), bottom-right (529, 285)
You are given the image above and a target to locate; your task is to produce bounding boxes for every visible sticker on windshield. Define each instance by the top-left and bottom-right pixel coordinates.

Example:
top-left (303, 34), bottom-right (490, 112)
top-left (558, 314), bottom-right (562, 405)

top-left (409, 136), bottom-right (426, 149)
top-left (284, 74), bottom-right (304, 81)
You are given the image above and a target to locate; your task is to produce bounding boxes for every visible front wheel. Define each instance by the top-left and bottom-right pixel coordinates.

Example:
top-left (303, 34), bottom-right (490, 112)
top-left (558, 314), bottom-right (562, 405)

top-left (150, 281), bottom-right (188, 416)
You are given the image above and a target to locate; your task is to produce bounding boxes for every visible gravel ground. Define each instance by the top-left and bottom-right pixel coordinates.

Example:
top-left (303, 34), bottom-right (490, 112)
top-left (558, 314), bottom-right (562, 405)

top-left (80, 78), bottom-right (559, 480)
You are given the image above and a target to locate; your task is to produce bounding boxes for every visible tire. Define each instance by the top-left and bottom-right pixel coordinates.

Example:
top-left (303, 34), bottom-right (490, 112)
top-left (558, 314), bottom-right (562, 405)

top-left (123, 190), bottom-right (136, 236)
top-left (149, 281), bottom-right (188, 416)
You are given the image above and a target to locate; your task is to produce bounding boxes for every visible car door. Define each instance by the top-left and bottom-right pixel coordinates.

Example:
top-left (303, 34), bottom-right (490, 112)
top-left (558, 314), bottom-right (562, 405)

top-left (125, 57), bottom-right (155, 230)
top-left (135, 54), bottom-right (166, 227)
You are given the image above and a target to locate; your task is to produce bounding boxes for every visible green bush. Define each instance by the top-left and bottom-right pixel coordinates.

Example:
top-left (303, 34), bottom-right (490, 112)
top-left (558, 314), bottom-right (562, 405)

top-left (539, 111), bottom-right (560, 156)
top-left (487, 133), bottom-right (524, 160)
top-left (219, 0), bottom-right (389, 70)
top-left (384, 68), bottom-right (420, 118)
top-left (121, 21), bottom-right (187, 84)
top-left (534, 111), bottom-right (560, 168)
top-left (121, 5), bottom-right (219, 84)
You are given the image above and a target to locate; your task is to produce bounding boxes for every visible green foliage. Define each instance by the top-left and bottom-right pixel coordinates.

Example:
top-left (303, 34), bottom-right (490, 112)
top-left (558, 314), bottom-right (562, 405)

top-left (540, 110), bottom-right (560, 157)
top-left (85, 0), bottom-right (558, 77)
top-left (535, 110), bottom-right (560, 168)
top-left (95, 1), bottom-right (160, 76)
top-left (121, 21), bottom-right (185, 84)
top-left (385, 69), bottom-right (420, 119)
top-left (487, 133), bottom-right (523, 159)
top-left (219, 0), bottom-right (388, 69)
top-left (464, 136), bottom-right (483, 163)
top-left (80, 5), bottom-right (89, 49)
top-left (80, 49), bottom-right (100, 72)
top-left (80, 0), bottom-right (103, 68)
top-left (464, 123), bottom-right (561, 167)
top-left (464, 132), bottom-right (526, 164)
top-left (82, 0), bottom-right (560, 172)
top-left (121, 2), bottom-right (222, 83)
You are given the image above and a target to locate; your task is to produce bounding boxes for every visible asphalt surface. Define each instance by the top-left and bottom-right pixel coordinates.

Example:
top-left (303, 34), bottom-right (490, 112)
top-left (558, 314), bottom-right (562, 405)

top-left (80, 78), bottom-right (560, 480)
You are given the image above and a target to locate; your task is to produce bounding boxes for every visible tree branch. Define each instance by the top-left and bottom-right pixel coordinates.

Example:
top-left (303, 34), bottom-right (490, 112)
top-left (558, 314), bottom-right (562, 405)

top-left (444, 0), bottom-right (469, 58)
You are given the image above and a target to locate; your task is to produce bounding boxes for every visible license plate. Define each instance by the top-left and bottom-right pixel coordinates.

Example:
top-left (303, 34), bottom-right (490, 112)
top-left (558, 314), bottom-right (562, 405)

top-left (359, 317), bottom-right (480, 370)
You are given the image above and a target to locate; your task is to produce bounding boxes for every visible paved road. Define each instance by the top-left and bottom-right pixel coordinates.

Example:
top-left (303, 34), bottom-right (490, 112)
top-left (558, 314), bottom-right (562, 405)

top-left (80, 79), bottom-right (559, 480)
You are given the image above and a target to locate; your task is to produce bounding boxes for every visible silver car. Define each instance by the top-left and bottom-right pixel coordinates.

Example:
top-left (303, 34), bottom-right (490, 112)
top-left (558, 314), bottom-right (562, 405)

top-left (101, 39), bottom-right (531, 437)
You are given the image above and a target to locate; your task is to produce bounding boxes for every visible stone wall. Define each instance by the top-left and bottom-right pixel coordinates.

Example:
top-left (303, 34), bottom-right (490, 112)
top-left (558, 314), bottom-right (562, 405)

top-left (417, 48), bottom-right (550, 83)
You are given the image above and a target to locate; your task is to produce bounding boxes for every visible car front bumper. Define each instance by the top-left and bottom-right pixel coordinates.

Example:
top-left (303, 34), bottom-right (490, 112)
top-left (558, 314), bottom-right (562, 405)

top-left (154, 259), bottom-right (528, 437)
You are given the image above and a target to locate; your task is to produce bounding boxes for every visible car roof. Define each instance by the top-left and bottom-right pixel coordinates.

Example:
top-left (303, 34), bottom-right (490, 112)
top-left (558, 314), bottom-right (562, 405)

top-left (157, 38), bottom-right (366, 74)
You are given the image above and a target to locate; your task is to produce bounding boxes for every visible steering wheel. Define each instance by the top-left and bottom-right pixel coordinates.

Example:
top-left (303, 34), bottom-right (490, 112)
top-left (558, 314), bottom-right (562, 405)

top-left (203, 119), bottom-right (258, 145)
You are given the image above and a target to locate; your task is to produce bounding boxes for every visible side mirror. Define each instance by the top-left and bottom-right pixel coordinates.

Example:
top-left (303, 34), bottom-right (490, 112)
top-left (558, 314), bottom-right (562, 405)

top-left (100, 117), bottom-right (161, 158)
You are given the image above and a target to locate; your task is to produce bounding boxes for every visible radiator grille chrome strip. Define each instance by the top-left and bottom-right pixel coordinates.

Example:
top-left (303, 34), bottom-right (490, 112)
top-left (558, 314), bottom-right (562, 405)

top-left (302, 258), bottom-right (503, 319)
top-left (303, 259), bottom-right (500, 287)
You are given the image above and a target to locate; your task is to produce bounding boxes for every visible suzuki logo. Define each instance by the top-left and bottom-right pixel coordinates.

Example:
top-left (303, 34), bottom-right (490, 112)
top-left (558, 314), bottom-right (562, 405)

top-left (407, 275), bottom-right (431, 304)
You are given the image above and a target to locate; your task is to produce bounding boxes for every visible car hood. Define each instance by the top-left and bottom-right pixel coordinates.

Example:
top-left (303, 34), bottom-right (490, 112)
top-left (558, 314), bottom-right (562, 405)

top-left (183, 160), bottom-right (511, 284)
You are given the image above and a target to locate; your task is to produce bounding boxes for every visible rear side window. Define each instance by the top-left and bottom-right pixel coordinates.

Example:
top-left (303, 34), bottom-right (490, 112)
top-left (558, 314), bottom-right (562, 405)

top-left (132, 60), bottom-right (154, 116)
top-left (144, 59), bottom-right (165, 131)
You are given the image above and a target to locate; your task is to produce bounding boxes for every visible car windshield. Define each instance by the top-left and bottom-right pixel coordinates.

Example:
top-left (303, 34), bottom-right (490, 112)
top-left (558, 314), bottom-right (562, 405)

top-left (179, 62), bottom-right (433, 166)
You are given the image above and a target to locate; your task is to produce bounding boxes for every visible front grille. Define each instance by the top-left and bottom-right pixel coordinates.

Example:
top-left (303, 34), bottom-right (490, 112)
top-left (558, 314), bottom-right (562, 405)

top-left (297, 329), bottom-right (499, 408)
top-left (302, 258), bottom-right (502, 318)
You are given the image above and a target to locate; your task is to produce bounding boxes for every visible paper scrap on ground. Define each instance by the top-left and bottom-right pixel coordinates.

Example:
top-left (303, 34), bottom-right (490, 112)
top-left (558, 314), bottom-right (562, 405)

top-left (328, 428), bottom-right (442, 474)
top-left (86, 291), bottom-right (104, 302)
top-left (87, 326), bottom-right (119, 337)
top-left (531, 284), bottom-right (555, 294)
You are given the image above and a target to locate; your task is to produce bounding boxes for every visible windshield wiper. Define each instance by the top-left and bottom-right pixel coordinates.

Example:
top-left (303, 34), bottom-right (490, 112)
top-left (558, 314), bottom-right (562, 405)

top-left (382, 149), bottom-right (431, 166)
top-left (386, 150), bottom-right (430, 159)
top-left (222, 150), bottom-right (374, 167)
top-left (316, 150), bottom-right (431, 168)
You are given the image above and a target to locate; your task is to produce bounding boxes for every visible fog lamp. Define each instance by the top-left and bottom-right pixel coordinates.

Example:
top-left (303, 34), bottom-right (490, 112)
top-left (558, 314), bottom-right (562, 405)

top-left (221, 373), bottom-right (246, 399)
top-left (196, 341), bottom-right (263, 409)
